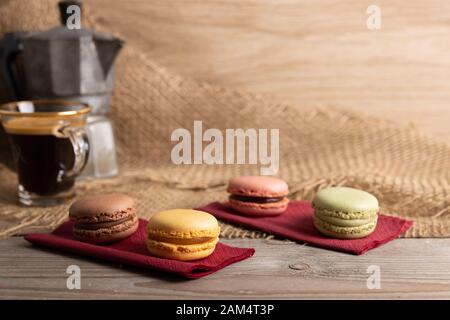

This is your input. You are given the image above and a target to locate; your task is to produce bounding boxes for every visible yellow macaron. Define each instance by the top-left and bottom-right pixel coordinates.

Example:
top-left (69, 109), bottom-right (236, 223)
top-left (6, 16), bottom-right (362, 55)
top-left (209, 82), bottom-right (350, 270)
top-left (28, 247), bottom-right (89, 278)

top-left (146, 209), bottom-right (220, 261)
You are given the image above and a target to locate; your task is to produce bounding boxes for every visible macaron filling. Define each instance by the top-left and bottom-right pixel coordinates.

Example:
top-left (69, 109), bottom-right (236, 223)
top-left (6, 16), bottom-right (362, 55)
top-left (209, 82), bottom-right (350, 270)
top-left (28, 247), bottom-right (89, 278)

top-left (147, 225), bottom-right (220, 245)
top-left (314, 215), bottom-right (378, 235)
top-left (74, 215), bottom-right (135, 230)
top-left (72, 215), bottom-right (139, 241)
top-left (146, 237), bottom-right (219, 253)
top-left (315, 211), bottom-right (375, 227)
top-left (312, 204), bottom-right (378, 219)
top-left (148, 235), bottom-right (218, 245)
top-left (72, 208), bottom-right (136, 224)
top-left (229, 194), bottom-right (287, 204)
top-left (147, 227), bottom-right (220, 240)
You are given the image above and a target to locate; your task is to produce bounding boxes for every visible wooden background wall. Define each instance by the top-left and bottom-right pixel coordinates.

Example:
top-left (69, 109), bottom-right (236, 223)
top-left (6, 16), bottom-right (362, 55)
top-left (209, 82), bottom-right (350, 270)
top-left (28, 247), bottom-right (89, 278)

top-left (90, 0), bottom-right (450, 142)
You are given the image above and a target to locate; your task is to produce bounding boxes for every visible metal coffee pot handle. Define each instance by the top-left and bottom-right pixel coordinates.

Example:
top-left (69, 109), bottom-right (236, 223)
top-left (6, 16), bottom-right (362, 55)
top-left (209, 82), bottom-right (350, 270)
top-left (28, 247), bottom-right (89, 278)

top-left (58, 125), bottom-right (90, 179)
top-left (0, 32), bottom-right (25, 100)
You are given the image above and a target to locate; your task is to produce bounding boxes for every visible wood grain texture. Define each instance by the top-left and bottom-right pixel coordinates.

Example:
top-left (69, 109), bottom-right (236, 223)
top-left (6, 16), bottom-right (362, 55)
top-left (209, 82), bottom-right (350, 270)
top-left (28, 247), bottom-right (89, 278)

top-left (88, 0), bottom-right (450, 142)
top-left (1, 237), bottom-right (450, 299)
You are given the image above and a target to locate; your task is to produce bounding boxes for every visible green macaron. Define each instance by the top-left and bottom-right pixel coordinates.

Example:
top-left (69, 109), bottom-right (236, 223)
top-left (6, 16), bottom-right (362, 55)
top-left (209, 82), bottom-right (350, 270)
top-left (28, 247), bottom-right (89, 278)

top-left (312, 187), bottom-right (379, 239)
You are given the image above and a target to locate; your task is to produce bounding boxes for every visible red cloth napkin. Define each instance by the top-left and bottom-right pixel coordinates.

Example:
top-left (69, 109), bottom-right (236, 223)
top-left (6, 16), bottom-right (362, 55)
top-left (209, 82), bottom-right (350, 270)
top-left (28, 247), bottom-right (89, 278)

top-left (197, 201), bottom-right (413, 255)
top-left (25, 219), bottom-right (254, 279)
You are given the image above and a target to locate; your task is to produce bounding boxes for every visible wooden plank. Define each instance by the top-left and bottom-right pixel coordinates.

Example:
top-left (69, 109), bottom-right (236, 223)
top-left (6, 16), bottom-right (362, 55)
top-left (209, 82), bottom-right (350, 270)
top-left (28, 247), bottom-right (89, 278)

top-left (88, 0), bottom-right (450, 142)
top-left (1, 237), bottom-right (450, 299)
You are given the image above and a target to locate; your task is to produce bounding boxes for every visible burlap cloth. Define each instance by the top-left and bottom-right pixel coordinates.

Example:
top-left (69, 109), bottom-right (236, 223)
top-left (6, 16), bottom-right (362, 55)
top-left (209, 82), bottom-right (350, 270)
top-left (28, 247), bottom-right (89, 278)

top-left (0, 0), bottom-right (449, 239)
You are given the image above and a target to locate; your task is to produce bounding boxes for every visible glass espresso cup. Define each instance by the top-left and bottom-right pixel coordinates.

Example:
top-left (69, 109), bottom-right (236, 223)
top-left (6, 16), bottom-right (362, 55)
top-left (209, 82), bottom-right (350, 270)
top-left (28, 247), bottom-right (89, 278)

top-left (0, 100), bottom-right (90, 206)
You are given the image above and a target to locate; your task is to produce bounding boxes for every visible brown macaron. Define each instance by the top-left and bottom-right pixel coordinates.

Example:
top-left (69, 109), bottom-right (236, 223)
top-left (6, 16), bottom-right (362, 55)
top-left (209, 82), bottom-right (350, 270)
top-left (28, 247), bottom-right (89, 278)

top-left (69, 194), bottom-right (139, 244)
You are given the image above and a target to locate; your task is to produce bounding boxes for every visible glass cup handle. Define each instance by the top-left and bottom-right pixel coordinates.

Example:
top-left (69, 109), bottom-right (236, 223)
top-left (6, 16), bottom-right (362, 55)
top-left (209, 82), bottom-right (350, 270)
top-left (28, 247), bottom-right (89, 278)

top-left (59, 125), bottom-right (90, 179)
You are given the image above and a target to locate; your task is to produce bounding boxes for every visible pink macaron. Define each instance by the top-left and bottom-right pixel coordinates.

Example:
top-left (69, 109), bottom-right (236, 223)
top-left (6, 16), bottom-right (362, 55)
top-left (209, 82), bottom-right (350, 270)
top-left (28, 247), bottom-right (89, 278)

top-left (227, 176), bottom-right (289, 216)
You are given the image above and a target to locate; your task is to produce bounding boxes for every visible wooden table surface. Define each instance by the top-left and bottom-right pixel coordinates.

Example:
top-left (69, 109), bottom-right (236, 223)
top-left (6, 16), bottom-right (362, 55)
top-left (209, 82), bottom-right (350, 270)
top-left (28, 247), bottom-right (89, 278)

top-left (1, 237), bottom-right (450, 299)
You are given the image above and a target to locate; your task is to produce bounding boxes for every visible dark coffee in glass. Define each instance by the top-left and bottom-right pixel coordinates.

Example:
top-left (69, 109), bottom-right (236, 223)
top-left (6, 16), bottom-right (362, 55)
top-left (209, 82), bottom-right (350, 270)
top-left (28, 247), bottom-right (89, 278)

top-left (8, 126), bottom-right (75, 195)
top-left (0, 100), bottom-right (90, 206)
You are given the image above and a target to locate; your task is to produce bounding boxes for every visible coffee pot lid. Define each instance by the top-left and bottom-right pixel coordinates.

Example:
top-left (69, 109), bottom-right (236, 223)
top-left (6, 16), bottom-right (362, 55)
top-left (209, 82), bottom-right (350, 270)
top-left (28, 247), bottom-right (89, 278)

top-left (25, 0), bottom-right (114, 41)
